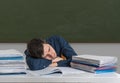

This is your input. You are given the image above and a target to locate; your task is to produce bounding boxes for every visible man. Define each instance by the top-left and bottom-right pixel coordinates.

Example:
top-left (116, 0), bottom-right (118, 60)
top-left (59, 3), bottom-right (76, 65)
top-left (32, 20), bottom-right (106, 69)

top-left (24, 35), bottom-right (77, 70)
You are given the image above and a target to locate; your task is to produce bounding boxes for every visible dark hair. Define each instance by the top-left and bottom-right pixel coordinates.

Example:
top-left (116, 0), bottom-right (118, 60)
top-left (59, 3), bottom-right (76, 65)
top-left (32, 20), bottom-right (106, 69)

top-left (27, 38), bottom-right (46, 58)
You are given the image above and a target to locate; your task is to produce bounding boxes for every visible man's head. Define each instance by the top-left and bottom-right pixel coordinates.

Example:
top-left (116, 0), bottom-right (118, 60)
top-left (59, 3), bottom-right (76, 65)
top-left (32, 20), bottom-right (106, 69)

top-left (27, 38), bottom-right (45, 58)
top-left (27, 38), bottom-right (57, 60)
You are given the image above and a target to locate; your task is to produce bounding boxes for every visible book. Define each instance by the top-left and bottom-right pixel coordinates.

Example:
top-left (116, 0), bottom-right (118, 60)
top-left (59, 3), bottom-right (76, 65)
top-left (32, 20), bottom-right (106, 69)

top-left (27, 67), bottom-right (86, 76)
top-left (0, 56), bottom-right (24, 60)
top-left (0, 49), bottom-right (23, 57)
top-left (72, 54), bottom-right (118, 67)
top-left (0, 49), bottom-right (26, 75)
top-left (71, 62), bottom-right (117, 73)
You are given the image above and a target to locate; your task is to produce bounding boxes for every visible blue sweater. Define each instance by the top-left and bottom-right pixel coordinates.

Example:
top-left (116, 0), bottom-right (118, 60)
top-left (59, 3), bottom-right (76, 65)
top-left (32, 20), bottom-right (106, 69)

top-left (24, 35), bottom-right (77, 70)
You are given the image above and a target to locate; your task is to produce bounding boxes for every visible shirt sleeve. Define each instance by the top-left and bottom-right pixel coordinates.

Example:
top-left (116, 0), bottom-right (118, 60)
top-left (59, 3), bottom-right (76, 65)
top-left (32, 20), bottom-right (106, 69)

top-left (24, 50), bottom-right (52, 70)
top-left (54, 36), bottom-right (77, 67)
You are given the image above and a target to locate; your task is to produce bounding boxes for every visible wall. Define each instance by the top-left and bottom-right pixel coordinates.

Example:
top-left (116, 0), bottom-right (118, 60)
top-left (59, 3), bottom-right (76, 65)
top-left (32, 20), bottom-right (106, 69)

top-left (0, 0), bottom-right (120, 42)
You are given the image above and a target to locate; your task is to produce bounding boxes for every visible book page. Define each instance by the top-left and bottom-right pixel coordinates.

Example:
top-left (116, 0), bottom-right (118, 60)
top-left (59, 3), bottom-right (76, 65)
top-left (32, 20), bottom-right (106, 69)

top-left (56, 67), bottom-right (86, 75)
top-left (27, 67), bottom-right (86, 76)
top-left (27, 67), bottom-right (61, 76)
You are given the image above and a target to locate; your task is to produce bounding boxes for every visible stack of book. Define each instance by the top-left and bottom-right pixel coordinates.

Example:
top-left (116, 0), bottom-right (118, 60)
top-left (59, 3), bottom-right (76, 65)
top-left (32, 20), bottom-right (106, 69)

top-left (0, 49), bottom-right (26, 75)
top-left (71, 54), bottom-right (118, 74)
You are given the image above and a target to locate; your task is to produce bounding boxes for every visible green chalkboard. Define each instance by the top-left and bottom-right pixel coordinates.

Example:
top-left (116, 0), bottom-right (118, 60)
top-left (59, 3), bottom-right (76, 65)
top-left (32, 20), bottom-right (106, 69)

top-left (0, 0), bottom-right (120, 43)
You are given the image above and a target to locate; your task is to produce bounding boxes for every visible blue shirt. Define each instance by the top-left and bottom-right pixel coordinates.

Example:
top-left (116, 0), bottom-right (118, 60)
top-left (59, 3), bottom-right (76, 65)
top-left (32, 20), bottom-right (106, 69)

top-left (24, 35), bottom-right (77, 70)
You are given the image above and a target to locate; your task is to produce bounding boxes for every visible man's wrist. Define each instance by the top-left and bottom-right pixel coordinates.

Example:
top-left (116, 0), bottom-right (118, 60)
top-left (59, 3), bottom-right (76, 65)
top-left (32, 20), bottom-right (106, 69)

top-left (49, 62), bottom-right (58, 67)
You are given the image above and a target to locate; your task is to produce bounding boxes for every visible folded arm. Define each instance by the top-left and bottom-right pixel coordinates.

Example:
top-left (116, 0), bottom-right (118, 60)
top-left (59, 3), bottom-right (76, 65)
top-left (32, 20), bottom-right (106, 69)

top-left (25, 50), bottom-right (52, 70)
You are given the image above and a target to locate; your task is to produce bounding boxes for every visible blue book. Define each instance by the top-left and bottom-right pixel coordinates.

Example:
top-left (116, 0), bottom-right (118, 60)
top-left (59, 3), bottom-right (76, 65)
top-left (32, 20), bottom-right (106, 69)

top-left (95, 68), bottom-right (116, 74)
top-left (0, 72), bottom-right (26, 75)
top-left (0, 56), bottom-right (24, 60)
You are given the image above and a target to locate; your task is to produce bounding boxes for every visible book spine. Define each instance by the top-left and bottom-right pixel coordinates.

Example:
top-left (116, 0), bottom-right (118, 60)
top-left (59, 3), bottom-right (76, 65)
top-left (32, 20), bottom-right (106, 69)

top-left (72, 57), bottom-right (99, 65)
top-left (72, 60), bottom-right (99, 67)
top-left (95, 68), bottom-right (116, 74)
top-left (71, 62), bottom-right (95, 73)
top-left (0, 56), bottom-right (24, 60)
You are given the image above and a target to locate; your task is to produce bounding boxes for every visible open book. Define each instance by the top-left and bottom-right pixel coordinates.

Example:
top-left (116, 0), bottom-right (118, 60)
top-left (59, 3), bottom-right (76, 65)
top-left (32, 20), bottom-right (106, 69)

top-left (27, 67), bottom-right (86, 76)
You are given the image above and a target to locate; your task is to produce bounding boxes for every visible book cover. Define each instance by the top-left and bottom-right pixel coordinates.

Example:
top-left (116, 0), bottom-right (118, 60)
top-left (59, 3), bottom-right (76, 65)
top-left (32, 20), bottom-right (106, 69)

top-left (72, 54), bottom-right (117, 67)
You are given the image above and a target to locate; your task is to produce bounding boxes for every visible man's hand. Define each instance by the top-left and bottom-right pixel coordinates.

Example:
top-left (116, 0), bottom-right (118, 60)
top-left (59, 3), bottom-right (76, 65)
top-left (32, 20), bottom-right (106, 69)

top-left (52, 57), bottom-right (63, 63)
top-left (49, 62), bottom-right (57, 67)
top-left (49, 57), bottom-right (63, 67)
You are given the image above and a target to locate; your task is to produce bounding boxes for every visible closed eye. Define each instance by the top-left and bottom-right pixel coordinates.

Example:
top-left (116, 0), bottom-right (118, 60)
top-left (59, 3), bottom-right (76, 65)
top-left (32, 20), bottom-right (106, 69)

top-left (48, 46), bottom-right (50, 52)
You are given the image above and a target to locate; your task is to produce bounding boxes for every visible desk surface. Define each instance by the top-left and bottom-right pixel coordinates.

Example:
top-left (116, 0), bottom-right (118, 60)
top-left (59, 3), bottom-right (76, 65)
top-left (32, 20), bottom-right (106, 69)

top-left (0, 72), bottom-right (120, 83)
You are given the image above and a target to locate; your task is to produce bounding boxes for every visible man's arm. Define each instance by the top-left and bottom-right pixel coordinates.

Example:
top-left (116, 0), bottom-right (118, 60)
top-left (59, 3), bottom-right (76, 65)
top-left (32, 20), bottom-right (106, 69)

top-left (49, 56), bottom-right (63, 67)
top-left (55, 36), bottom-right (77, 67)
top-left (24, 50), bottom-right (52, 70)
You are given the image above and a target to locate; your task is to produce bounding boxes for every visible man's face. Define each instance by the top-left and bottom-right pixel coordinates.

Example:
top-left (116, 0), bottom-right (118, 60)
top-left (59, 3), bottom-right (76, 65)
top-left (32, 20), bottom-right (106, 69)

top-left (42, 44), bottom-right (57, 60)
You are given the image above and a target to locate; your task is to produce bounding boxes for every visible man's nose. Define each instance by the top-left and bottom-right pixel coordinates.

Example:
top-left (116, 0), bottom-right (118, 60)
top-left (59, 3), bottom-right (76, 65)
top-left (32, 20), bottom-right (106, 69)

top-left (49, 52), bottom-right (54, 57)
top-left (48, 51), bottom-right (53, 54)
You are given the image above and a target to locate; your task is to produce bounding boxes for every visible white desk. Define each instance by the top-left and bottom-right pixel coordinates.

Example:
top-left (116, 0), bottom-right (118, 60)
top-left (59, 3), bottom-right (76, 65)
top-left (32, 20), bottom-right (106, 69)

top-left (0, 72), bottom-right (120, 83)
